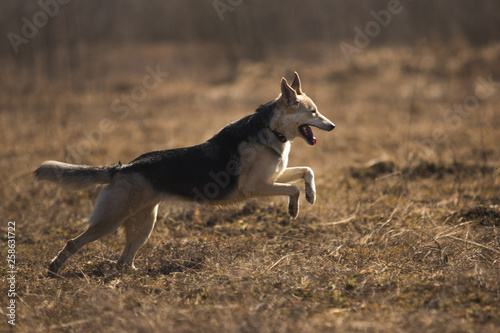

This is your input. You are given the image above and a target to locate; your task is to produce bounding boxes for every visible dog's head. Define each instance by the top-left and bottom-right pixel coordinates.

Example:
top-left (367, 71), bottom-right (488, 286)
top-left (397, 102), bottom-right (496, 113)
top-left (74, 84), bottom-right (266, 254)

top-left (271, 72), bottom-right (335, 145)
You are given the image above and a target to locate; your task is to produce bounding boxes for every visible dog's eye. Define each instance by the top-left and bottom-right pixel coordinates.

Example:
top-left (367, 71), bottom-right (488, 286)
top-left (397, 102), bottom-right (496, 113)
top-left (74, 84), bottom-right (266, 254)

top-left (311, 109), bottom-right (317, 114)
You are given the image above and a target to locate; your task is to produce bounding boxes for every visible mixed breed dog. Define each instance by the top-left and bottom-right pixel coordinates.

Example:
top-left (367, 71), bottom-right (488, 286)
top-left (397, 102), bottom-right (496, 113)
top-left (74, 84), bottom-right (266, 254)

top-left (35, 72), bottom-right (335, 276)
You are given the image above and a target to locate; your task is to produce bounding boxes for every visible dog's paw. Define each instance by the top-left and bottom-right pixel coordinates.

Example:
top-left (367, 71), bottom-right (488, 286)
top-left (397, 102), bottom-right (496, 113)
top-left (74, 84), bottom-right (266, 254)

top-left (118, 264), bottom-right (138, 275)
top-left (47, 260), bottom-right (61, 278)
top-left (47, 269), bottom-right (59, 278)
top-left (305, 184), bottom-right (316, 204)
top-left (288, 197), bottom-right (299, 219)
top-left (116, 259), bottom-right (138, 273)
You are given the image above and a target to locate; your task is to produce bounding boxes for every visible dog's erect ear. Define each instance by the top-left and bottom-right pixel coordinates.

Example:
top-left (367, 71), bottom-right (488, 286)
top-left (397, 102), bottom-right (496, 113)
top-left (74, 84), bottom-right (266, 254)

top-left (280, 77), bottom-right (298, 106)
top-left (290, 72), bottom-right (303, 95)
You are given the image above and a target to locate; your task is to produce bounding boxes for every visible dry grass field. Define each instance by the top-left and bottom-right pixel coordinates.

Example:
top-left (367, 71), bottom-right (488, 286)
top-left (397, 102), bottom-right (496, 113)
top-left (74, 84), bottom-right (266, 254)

top-left (1, 41), bottom-right (500, 332)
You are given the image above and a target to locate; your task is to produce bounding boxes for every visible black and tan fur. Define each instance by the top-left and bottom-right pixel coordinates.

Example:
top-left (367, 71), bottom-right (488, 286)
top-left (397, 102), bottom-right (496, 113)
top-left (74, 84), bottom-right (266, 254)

top-left (35, 72), bottom-right (335, 276)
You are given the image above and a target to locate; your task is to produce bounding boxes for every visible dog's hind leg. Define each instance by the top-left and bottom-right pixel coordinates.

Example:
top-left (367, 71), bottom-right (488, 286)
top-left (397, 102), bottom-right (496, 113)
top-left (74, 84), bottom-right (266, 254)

top-left (48, 221), bottom-right (125, 277)
top-left (117, 204), bottom-right (159, 270)
top-left (47, 182), bottom-right (143, 277)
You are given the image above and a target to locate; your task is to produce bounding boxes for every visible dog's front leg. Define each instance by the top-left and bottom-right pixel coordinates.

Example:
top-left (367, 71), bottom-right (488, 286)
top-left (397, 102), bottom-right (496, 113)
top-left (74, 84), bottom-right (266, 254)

top-left (241, 182), bottom-right (300, 219)
top-left (276, 167), bottom-right (316, 204)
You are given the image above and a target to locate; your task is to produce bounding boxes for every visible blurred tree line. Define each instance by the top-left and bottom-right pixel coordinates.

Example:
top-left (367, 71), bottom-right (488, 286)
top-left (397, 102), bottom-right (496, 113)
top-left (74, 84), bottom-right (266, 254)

top-left (1, 0), bottom-right (500, 77)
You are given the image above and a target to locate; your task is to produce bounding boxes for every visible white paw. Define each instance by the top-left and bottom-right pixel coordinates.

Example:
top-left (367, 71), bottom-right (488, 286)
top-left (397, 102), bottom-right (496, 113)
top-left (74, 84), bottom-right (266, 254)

top-left (305, 182), bottom-right (316, 204)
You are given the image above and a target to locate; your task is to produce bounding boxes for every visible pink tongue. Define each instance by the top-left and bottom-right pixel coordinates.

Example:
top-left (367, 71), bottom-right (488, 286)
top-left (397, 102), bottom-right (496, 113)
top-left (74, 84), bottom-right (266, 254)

top-left (300, 125), bottom-right (317, 145)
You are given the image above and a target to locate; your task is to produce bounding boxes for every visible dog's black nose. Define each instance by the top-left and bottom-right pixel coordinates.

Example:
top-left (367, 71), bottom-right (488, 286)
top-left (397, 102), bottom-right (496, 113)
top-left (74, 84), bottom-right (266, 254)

top-left (328, 123), bottom-right (335, 131)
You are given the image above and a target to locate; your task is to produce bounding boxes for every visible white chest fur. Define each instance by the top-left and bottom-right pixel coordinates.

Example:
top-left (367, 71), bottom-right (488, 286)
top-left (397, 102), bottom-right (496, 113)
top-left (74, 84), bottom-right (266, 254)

top-left (236, 132), bottom-right (292, 190)
top-left (275, 141), bottom-right (291, 176)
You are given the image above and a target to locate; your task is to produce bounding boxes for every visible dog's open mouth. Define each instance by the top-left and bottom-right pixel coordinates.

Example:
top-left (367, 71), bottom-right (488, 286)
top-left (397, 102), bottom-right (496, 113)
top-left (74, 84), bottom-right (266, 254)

top-left (299, 124), bottom-right (317, 146)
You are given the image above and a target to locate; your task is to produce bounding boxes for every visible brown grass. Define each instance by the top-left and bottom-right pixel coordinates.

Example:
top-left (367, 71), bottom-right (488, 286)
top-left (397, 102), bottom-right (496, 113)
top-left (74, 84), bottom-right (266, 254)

top-left (1, 43), bottom-right (499, 332)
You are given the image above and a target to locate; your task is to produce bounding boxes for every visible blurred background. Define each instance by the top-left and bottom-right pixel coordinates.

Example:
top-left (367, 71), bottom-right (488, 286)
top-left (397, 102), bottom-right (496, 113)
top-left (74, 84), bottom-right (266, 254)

top-left (2, 0), bottom-right (500, 86)
top-left (1, 0), bottom-right (499, 183)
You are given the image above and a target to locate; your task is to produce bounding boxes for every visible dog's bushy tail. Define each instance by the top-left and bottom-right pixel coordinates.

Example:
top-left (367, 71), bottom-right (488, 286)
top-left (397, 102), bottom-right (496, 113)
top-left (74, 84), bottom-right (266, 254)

top-left (34, 161), bottom-right (121, 191)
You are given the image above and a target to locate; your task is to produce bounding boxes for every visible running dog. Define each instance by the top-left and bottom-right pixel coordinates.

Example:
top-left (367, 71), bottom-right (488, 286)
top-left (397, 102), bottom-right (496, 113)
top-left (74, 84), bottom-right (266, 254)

top-left (35, 72), bottom-right (335, 276)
